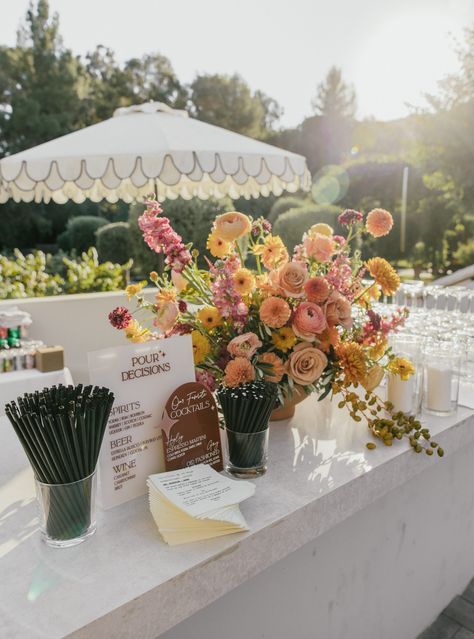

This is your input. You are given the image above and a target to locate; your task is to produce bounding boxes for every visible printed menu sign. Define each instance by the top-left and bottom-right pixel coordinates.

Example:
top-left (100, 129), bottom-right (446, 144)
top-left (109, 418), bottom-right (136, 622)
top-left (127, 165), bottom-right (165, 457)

top-left (161, 382), bottom-right (223, 472)
top-left (88, 336), bottom-right (195, 508)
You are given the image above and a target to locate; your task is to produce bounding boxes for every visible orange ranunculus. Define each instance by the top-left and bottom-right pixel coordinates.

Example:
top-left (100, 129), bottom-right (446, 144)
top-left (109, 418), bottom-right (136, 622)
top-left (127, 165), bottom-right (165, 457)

top-left (292, 302), bottom-right (327, 341)
top-left (227, 332), bottom-right (262, 359)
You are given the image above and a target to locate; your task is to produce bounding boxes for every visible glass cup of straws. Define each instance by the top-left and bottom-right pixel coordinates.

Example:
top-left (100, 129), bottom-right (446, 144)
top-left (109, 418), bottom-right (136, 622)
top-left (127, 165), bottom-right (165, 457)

top-left (422, 340), bottom-right (463, 416)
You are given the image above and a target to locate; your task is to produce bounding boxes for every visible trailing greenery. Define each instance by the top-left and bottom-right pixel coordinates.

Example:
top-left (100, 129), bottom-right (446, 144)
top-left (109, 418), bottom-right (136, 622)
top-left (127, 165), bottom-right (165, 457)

top-left (0, 248), bottom-right (131, 299)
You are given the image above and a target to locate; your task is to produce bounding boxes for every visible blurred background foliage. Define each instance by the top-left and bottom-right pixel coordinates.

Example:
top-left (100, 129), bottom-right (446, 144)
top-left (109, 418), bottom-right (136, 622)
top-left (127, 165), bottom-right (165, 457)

top-left (1, 0), bottom-right (474, 296)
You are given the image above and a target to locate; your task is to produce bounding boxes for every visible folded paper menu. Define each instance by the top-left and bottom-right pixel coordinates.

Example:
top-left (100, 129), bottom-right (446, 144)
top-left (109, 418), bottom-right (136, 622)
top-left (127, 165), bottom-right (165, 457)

top-left (147, 464), bottom-right (255, 545)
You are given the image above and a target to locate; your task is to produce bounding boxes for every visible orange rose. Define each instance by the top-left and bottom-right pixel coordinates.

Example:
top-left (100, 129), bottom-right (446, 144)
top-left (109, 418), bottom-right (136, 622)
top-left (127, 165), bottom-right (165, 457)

top-left (214, 212), bottom-right (252, 241)
top-left (278, 262), bottom-right (308, 298)
top-left (286, 342), bottom-right (328, 386)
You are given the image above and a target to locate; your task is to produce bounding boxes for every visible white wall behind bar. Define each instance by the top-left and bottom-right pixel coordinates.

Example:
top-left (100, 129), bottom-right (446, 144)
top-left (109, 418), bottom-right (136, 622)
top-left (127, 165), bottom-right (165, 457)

top-left (0, 289), bottom-right (155, 384)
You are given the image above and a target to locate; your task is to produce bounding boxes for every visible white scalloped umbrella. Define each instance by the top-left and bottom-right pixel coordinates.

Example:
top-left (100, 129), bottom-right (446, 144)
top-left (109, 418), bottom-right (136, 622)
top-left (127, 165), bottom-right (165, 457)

top-left (0, 102), bottom-right (310, 204)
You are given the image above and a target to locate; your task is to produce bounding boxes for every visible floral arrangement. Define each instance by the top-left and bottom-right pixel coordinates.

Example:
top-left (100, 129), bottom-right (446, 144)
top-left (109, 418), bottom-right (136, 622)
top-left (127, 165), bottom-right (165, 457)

top-left (109, 198), bottom-right (440, 455)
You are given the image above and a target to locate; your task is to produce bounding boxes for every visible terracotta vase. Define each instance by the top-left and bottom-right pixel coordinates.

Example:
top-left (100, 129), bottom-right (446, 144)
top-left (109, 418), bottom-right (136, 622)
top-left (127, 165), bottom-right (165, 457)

top-left (270, 385), bottom-right (308, 421)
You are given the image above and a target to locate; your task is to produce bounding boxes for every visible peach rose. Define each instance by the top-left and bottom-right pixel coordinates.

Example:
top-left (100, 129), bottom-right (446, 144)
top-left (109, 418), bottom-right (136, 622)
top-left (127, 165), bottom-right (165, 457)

top-left (303, 233), bottom-right (335, 262)
top-left (304, 276), bottom-right (330, 303)
top-left (258, 352), bottom-right (285, 383)
top-left (259, 296), bottom-right (291, 328)
top-left (366, 208), bottom-right (393, 238)
top-left (224, 357), bottom-right (255, 387)
top-left (278, 262), bottom-right (308, 298)
top-left (214, 212), bottom-right (252, 241)
top-left (154, 301), bottom-right (179, 333)
top-left (325, 292), bottom-right (353, 329)
top-left (227, 332), bottom-right (262, 359)
top-left (286, 342), bottom-right (328, 386)
top-left (292, 302), bottom-right (327, 341)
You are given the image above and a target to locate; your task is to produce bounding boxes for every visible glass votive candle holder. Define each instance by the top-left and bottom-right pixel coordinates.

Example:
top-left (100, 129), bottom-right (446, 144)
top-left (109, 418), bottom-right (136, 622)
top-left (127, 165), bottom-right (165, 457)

top-left (223, 427), bottom-right (269, 478)
top-left (422, 341), bottom-right (462, 416)
top-left (35, 471), bottom-right (97, 548)
top-left (387, 334), bottom-right (423, 415)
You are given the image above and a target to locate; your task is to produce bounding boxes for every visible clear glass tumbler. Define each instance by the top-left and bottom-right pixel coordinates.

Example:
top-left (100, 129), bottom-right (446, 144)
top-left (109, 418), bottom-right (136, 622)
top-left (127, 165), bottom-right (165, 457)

top-left (223, 428), bottom-right (269, 478)
top-left (35, 471), bottom-right (97, 548)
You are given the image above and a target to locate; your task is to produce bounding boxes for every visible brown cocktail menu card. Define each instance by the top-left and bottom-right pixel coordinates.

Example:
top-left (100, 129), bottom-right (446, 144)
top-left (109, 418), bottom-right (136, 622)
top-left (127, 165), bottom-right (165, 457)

top-left (160, 382), bottom-right (223, 472)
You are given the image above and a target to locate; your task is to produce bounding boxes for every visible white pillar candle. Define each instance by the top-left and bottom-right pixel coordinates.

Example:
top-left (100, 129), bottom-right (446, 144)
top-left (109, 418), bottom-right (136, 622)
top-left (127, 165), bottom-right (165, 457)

top-left (387, 374), bottom-right (415, 414)
top-left (426, 366), bottom-right (452, 412)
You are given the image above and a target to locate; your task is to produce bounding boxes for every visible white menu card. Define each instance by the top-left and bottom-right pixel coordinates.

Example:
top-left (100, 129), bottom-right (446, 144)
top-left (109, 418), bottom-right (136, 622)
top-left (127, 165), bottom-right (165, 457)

top-left (88, 336), bottom-right (195, 508)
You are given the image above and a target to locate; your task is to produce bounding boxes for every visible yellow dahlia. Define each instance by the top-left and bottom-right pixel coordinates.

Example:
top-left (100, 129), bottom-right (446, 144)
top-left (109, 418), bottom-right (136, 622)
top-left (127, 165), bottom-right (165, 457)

top-left (207, 232), bottom-right (232, 259)
top-left (233, 268), bottom-right (255, 296)
top-left (197, 306), bottom-right (223, 330)
top-left (191, 330), bottom-right (211, 365)
top-left (271, 327), bottom-right (297, 352)
top-left (336, 341), bottom-right (367, 384)
top-left (124, 319), bottom-right (151, 343)
top-left (366, 258), bottom-right (400, 296)
top-left (125, 281), bottom-right (145, 300)
top-left (253, 235), bottom-right (289, 269)
top-left (369, 338), bottom-right (387, 360)
top-left (388, 357), bottom-right (415, 381)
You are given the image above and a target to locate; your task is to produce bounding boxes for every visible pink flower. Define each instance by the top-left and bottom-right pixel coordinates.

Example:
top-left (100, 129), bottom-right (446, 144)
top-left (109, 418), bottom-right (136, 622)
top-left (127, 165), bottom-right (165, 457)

top-left (304, 277), bottom-right (330, 303)
top-left (196, 370), bottom-right (217, 393)
top-left (338, 209), bottom-right (363, 225)
top-left (227, 332), bottom-right (262, 359)
top-left (325, 292), bottom-right (353, 329)
top-left (303, 233), bottom-right (335, 262)
top-left (153, 301), bottom-right (179, 333)
top-left (292, 302), bottom-right (327, 341)
top-left (109, 306), bottom-right (132, 329)
top-left (366, 208), bottom-right (394, 238)
top-left (138, 197), bottom-right (192, 272)
top-left (277, 262), bottom-right (308, 298)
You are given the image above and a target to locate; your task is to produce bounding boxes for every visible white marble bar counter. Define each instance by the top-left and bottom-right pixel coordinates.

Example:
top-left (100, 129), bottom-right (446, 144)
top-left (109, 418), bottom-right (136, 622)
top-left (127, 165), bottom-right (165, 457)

top-left (1, 393), bottom-right (474, 639)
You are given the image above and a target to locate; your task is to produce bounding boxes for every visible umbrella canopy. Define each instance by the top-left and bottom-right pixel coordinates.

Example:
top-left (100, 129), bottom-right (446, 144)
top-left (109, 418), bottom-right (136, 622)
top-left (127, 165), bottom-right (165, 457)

top-left (0, 102), bottom-right (310, 204)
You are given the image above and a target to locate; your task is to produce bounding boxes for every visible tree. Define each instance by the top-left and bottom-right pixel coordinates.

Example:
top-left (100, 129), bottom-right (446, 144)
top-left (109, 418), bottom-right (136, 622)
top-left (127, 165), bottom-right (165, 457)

top-left (82, 47), bottom-right (187, 123)
top-left (311, 66), bottom-right (356, 118)
top-left (189, 73), bottom-right (281, 138)
top-left (0, 0), bottom-right (83, 155)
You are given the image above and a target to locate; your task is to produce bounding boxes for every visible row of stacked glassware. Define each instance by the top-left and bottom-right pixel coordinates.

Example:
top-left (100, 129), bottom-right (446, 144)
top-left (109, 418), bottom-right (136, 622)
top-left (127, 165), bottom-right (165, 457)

top-left (0, 326), bottom-right (44, 373)
top-left (372, 283), bottom-right (474, 417)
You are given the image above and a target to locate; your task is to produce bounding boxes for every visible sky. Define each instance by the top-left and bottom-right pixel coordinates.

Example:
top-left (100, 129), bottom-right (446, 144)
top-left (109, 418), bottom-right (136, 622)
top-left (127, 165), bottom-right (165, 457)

top-left (0, 0), bottom-right (473, 127)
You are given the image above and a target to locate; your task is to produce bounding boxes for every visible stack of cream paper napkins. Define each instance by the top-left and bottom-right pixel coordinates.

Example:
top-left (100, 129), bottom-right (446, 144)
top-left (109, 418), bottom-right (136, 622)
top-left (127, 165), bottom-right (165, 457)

top-left (147, 464), bottom-right (256, 545)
